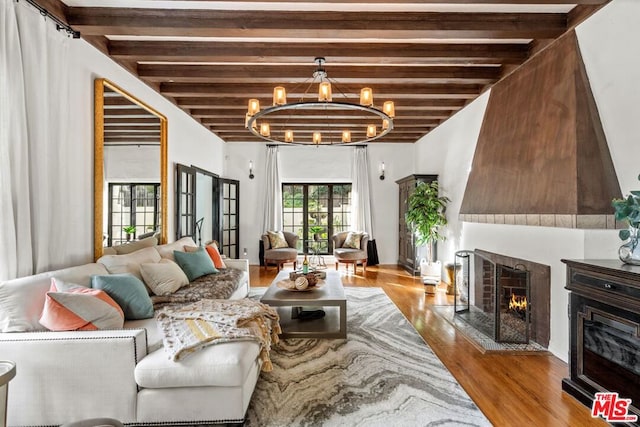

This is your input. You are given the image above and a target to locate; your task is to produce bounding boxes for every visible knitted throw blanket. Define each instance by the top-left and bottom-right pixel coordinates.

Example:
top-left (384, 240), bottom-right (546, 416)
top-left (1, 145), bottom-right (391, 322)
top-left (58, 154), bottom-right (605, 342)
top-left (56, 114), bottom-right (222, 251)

top-left (155, 299), bottom-right (281, 371)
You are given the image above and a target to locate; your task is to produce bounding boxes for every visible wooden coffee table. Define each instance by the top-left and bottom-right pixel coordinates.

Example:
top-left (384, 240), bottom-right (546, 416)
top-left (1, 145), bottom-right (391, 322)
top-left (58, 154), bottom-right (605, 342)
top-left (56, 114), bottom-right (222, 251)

top-left (260, 270), bottom-right (347, 339)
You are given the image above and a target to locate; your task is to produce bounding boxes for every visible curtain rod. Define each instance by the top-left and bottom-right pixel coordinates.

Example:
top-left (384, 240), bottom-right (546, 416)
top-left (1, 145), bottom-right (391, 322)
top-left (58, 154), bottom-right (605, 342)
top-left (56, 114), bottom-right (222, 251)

top-left (23, 0), bottom-right (80, 38)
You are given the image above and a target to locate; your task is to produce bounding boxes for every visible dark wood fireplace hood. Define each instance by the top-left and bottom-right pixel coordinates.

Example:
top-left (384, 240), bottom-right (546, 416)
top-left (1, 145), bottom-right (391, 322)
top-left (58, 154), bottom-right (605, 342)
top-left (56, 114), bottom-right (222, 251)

top-left (459, 31), bottom-right (622, 230)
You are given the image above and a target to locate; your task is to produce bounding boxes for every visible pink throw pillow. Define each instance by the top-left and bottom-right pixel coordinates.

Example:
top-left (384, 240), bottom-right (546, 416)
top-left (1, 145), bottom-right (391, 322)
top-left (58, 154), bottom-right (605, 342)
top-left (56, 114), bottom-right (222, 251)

top-left (39, 278), bottom-right (124, 331)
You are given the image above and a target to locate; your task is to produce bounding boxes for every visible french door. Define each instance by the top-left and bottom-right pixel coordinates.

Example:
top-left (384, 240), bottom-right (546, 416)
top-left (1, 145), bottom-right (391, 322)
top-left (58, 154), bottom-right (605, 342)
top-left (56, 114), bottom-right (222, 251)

top-left (282, 183), bottom-right (351, 254)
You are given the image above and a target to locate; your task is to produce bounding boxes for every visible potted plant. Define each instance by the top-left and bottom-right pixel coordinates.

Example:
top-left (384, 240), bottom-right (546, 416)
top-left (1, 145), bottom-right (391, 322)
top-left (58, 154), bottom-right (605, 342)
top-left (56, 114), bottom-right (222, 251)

top-left (309, 225), bottom-right (324, 242)
top-left (405, 181), bottom-right (450, 291)
top-left (123, 225), bottom-right (136, 242)
top-left (612, 174), bottom-right (640, 265)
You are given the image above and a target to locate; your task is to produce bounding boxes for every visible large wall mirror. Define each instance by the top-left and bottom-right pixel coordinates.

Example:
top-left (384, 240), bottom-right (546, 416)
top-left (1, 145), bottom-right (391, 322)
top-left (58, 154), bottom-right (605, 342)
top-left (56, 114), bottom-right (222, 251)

top-left (94, 78), bottom-right (168, 260)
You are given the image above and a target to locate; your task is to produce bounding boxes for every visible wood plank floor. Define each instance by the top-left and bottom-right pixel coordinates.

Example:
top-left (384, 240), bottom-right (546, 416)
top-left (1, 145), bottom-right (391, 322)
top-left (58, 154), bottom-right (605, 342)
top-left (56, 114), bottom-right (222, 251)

top-left (250, 264), bottom-right (607, 427)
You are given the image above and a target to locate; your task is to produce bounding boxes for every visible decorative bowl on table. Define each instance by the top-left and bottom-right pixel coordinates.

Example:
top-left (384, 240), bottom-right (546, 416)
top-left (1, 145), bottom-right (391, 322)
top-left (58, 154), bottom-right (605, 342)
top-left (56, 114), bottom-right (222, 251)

top-left (289, 270), bottom-right (326, 284)
top-left (277, 277), bottom-right (325, 292)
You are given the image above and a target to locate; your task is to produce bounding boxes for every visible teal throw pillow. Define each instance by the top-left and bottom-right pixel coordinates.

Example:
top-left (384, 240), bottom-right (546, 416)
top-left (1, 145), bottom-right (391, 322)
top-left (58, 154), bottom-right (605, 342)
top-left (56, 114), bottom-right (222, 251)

top-left (91, 274), bottom-right (154, 320)
top-left (173, 248), bottom-right (218, 282)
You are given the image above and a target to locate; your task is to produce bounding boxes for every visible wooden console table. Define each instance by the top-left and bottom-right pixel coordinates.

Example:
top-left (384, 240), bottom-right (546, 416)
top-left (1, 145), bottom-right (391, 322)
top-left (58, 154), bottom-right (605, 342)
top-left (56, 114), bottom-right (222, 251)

top-left (561, 259), bottom-right (640, 422)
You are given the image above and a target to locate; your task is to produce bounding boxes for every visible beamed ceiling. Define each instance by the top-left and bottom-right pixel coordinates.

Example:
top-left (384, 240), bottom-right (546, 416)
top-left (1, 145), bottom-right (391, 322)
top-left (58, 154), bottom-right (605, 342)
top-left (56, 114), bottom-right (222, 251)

top-left (40, 0), bottom-right (610, 144)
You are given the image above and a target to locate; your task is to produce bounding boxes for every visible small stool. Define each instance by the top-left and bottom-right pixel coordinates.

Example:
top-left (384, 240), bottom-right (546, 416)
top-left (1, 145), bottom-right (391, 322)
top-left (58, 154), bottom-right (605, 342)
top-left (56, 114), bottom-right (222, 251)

top-left (60, 418), bottom-right (123, 427)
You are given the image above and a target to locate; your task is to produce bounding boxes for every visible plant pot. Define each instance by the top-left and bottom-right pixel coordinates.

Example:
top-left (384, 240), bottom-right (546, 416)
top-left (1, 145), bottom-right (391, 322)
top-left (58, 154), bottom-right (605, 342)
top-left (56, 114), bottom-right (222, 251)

top-left (420, 259), bottom-right (441, 295)
top-left (619, 228), bottom-right (640, 266)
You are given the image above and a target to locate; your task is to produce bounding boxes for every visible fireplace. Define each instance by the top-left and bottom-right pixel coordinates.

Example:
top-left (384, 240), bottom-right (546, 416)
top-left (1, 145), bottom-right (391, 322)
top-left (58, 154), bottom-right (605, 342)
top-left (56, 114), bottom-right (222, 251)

top-left (453, 249), bottom-right (550, 348)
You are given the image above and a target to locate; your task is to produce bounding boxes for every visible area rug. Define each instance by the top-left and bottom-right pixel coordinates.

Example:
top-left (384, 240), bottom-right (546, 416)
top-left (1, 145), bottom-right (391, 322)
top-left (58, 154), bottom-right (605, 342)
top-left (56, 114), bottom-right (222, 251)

top-left (431, 305), bottom-right (548, 354)
top-left (245, 287), bottom-right (491, 427)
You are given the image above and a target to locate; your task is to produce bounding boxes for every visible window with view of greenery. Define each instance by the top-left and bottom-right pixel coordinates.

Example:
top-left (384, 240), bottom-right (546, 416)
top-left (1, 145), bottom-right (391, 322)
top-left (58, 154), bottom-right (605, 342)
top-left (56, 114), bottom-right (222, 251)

top-left (108, 183), bottom-right (160, 246)
top-left (282, 183), bottom-right (352, 254)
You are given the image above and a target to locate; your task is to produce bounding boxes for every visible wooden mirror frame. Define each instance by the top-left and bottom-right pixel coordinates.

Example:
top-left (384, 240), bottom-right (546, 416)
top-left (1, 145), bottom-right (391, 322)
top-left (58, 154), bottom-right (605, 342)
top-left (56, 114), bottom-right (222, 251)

top-left (94, 78), bottom-right (168, 260)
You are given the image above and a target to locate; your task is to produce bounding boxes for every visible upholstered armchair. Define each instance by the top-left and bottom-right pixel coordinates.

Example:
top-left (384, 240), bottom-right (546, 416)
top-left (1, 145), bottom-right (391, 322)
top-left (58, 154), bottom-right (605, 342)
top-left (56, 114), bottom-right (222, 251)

top-left (332, 231), bottom-right (369, 273)
top-left (261, 231), bottom-right (299, 271)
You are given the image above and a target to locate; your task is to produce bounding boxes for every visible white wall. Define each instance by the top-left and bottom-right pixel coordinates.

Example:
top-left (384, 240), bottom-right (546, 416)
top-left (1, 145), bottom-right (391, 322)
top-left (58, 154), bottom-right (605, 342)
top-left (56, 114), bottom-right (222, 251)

top-left (413, 0), bottom-right (640, 361)
top-left (104, 146), bottom-right (159, 182)
top-left (64, 36), bottom-right (225, 261)
top-left (224, 142), bottom-right (415, 265)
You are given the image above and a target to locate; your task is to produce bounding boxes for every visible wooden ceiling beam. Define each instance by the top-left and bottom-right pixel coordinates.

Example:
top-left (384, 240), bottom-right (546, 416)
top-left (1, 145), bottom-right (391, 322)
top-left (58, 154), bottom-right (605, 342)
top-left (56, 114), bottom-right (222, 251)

top-left (138, 64), bottom-right (501, 84)
top-left (103, 108), bottom-right (157, 117)
top-left (202, 118), bottom-right (439, 126)
top-left (104, 117), bottom-right (160, 125)
top-left (211, 0), bottom-right (605, 4)
top-left (67, 9), bottom-right (567, 39)
top-left (104, 129), bottom-right (160, 140)
top-left (104, 125), bottom-right (162, 131)
top-left (161, 83), bottom-right (483, 99)
top-left (110, 41), bottom-right (529, 65)
top-left (104, 136), bottom-right (160, 142)
top-left (198, 110), bottom-right (455, 119)
top-left (211, 126), bottom-right (439, 132)
top-left (182, 97), bottom-right (464, 109)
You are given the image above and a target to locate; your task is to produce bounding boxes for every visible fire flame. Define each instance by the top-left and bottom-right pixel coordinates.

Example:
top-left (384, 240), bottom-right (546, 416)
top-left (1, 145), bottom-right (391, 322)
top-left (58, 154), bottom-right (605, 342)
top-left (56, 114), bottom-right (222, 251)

top-left (509, 294), bottom-right (528, 311)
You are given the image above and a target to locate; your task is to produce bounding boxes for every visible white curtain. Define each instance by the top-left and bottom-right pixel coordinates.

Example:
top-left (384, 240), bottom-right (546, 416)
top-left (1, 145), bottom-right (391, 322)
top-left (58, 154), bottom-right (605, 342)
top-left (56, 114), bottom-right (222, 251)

top-left (351, 146), bottom-right (374, 238)
top-left (261, 145), bottom-right (283, 232)
top-left (0, 1), bottom-right (70, 279)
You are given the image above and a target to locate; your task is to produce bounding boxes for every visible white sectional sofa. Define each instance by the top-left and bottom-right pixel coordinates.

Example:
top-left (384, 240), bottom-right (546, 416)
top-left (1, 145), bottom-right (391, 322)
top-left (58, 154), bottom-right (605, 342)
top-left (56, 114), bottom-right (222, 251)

top-left (0, 237), bottom-right (261, 426)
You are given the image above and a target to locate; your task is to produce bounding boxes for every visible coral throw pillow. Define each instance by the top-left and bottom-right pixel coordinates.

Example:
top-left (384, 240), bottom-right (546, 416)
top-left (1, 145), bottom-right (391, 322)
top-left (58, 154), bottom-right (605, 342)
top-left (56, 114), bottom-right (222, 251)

top-left (343, 232), bottom-right (363, 249)
top-left (267, 231), bottom-right (289, 249)
top-left (39, 278), bottom-right (124, 331)
top-left (205, 243), bottom-right (227, 269)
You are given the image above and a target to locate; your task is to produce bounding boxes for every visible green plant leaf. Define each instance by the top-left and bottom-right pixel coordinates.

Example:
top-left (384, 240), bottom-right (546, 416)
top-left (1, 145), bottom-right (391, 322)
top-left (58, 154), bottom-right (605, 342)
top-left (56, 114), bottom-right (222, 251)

top-left (405, 181), bottom-right (450, 258)
top-left (619, 229), bottom-right (631, 240)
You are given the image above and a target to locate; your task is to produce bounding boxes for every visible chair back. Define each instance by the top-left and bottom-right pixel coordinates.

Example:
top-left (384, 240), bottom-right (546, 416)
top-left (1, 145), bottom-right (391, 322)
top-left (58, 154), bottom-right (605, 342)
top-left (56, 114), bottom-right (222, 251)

top-left (261, 231), bottom-right (299, 249)
top-left (332, 231), bottom-right (369, 250)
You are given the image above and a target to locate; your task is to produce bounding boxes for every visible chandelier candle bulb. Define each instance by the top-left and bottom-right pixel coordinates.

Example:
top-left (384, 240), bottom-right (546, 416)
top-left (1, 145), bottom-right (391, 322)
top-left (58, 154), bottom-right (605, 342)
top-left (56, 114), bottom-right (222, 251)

top-left (342, 130), bottom-right (351, 143)
top-left (284, 130), bottom-right (294, 143)
top-left (318, 82), bottom-right (332, 102)
top-left (383, 101), bottom-right (395, 118)
top-left (367, 124), bottom-right (377, 138)
top-left (382, 119), bottom-right (389, 130)
top-left (360, 88), bottom-right (373, 106)
top-left (313, 132), bottom-right (322, 144)
top-left (273, 86), bottom-right (287, 105)
top-left (260, 122), bottom-right (271, 137)
top-left (248, 99), bottom-right (260, 116)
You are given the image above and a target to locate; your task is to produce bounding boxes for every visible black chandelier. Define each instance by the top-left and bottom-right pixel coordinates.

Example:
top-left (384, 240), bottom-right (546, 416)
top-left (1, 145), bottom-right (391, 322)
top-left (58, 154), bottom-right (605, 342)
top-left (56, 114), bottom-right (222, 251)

top-left (245, 58), bottom-right (395, 145)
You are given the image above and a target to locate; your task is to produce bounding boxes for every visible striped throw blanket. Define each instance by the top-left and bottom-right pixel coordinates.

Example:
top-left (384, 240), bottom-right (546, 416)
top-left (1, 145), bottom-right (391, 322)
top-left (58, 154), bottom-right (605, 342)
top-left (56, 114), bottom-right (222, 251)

top-left (155, 299), bottom-right (281, 371)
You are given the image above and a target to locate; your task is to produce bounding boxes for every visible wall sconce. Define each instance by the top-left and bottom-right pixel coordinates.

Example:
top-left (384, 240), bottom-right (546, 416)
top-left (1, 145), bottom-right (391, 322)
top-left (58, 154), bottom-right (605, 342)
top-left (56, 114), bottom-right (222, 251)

top-left (249, 160), bottom-right (255, 179)
top-left (379, 162), bottom-right (385, 180)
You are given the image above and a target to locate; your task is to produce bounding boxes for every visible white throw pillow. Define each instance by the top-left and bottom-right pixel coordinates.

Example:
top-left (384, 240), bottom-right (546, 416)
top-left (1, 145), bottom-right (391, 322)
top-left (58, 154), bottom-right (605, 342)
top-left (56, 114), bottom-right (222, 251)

top-left (155, 236), bottom-right (197, 261)
top-left (140, 259), bottom-right (189, 296)
top-left (97, 246), bottom-right (161, 281)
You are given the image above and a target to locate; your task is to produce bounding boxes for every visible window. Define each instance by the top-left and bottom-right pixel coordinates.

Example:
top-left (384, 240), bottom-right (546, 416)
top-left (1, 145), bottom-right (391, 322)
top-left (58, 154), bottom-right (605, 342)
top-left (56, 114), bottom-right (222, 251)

top-left (220, 178), bottom-right (240, 259)
top-left (282, 183), bottom-right (352, 254)
top-left (108, 183), bottom-right (160, 246)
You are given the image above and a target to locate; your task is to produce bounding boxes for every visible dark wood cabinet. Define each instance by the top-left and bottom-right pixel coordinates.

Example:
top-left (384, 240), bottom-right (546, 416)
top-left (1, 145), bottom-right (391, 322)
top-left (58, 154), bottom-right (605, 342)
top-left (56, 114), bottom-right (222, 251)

top-left (561, 259), bottom-right (640, 424)
top-left (396, 174), bottom-right (438, 275)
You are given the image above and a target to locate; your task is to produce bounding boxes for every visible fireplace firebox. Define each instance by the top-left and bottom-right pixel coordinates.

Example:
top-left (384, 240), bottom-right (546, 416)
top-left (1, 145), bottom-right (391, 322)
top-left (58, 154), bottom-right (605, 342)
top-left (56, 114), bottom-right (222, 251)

top-left (453, 250), bottom-right (550, 348)
top-left (454, 250), bottom-right (530, 343)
